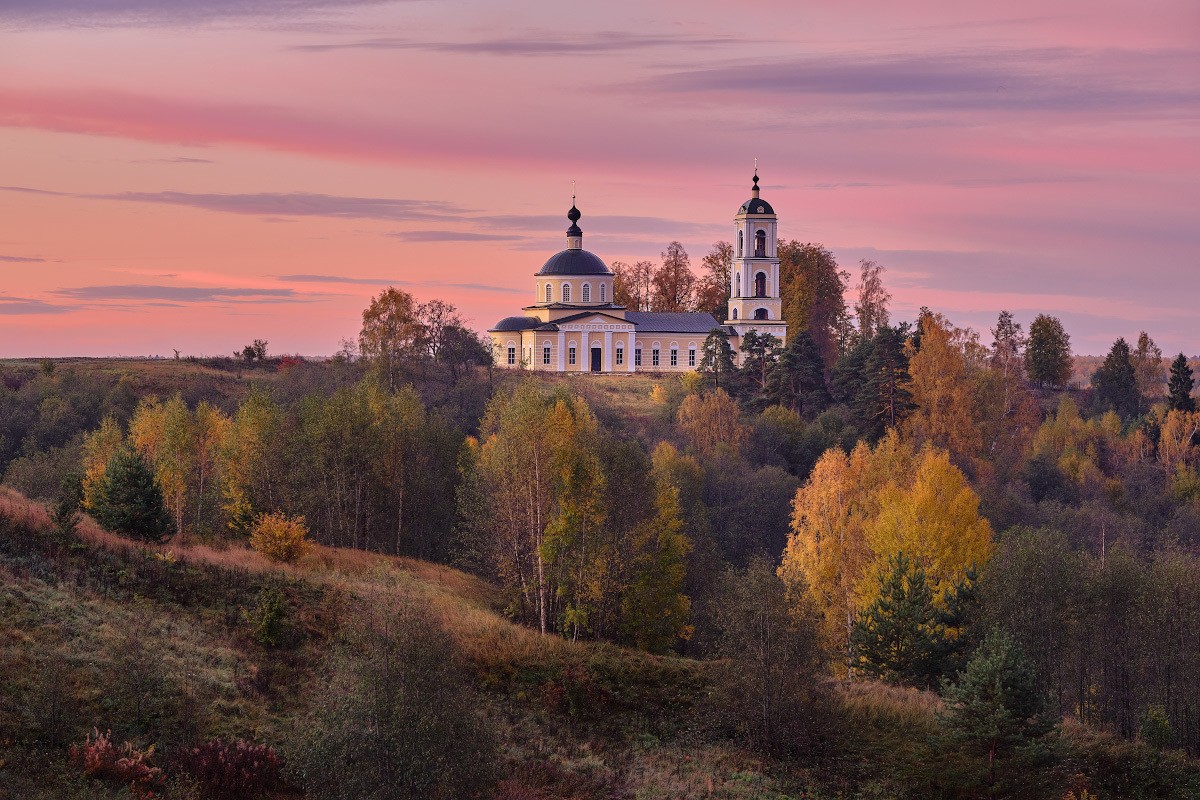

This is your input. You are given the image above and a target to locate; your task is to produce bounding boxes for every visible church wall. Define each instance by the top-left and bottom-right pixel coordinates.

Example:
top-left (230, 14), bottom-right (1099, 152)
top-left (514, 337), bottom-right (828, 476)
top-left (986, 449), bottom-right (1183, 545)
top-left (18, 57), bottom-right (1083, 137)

top-left (533, 278), bottom-right (613, 307)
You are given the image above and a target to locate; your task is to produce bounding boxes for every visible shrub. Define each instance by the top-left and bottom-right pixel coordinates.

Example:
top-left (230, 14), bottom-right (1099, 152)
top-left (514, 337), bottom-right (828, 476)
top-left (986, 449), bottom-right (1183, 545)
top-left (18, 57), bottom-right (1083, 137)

top-left (176, 738), bottom-right (286, 799)
top-left (249, 512), bottom-right (311, 563)
top-left (69, 728), bottom-right (164, 798)
top-left (245, 585), bottom-right (290, 647)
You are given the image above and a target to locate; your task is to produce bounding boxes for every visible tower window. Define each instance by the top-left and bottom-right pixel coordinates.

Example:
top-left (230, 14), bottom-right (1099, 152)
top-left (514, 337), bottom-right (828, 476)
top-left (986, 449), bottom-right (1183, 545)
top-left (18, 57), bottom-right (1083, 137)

top-left (600, 283), bottom-right (606, 302)
top-left (735, 273), bottom-right (741, 297)
top-left (738, 231), bottom-right (743, 257)
top-left (755, 272), bottom-right (766, 297)
top-left (545, 283), bottom-right (551, 302)
top-left (732, 308), bottom-right (738, 320)
top-left (755, 229), bottom-right (766, 258)
top-left (582, 283), bottom-right (591, 302)
top-left (562, 283), bottom-right (571, 302)
top-left (754, 308), bottom-right (769, 320)
top-left (543, 346), bottom-right (551, 365)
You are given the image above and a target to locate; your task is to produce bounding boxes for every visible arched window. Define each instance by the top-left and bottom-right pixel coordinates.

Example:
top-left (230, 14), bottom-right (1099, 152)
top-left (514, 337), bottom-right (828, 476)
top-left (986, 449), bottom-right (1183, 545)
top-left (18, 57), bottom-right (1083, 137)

top-left (545, 283), bottom-right (552, 303)
top-left (754, 229), bottom-right (766, 257)
top-left (738, 231), bottom-right (743, 257)
top-left (582, 283), bottom-right (591, 302)
top-left (599, 283), bottom-right (606, 302)
top-left (754, 308), bottom-right (769, 320)
top-left (562, 283), bottom-right (571, 302)
top-left (731, 308), bottom-right (738, 319)
top-left (735, 273), bottom-right (741, 297)
top-left (754, 271), bottom-right (766, 297)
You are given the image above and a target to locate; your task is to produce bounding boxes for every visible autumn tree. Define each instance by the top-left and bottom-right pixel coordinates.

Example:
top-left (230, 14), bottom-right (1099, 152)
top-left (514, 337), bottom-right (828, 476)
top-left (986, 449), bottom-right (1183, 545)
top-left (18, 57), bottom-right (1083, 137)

top-left (128, 394), bottom-right (194, 534)
top-left (1024, 314), bottom-right (1072, 388)
top-left (1092, 337), bottom-right (1140, 418)
top-left (220, 390), bottom-right (284, 534)
top-left (695, 240), bottom-right (733, 317)
top-left (676, 388), bottom-right (748, 458)
top-left (650, 241), bottom-right (696, 312)
top-left (621, 478), bottom-right (693, 653)
top-left (991, 311), bottom-right (1026, 382)
top-left (904, 313), bottom-right (986, 465)
top-left (1131, 331), bottom-right (1166, 412)
top-left (1168, 353), bottom-right (1196, 412)
top-left (778, 241), bottom-right (849, 367)
top-left (81, 415), bottom-right (124, 511)
top-left (611, 259), bottom-right (654, 311)
top-left (359, 287), bottom-right (425, 391)
top-left (854, 259), bottom-right (891, 339)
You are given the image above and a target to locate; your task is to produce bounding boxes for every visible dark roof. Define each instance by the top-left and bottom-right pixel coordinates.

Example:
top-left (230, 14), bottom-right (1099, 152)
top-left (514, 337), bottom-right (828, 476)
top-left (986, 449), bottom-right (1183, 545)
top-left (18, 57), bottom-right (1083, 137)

top-left (625, 311), bottom-right (721, 333)
top-left (738, 198), bottom-right (775, 215)
top-left (524, 302), bottom-right (626, 312)
top-left (550, 311), bottom-right (633, 326)
top-left (490, 316), bottom-right (541, 332)
top-left (536, 249), bottom-right (613, 276)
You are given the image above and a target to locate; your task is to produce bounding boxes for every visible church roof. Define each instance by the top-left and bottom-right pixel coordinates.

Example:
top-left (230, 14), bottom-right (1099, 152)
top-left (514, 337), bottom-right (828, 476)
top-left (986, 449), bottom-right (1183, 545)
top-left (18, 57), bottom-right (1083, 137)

top-left (738, 198), bottom-right (775, 216)
top-left (490, 316), bottom-right (542, 332)
top-left (536, 248), bottom-right (612, 276)
top-left (625, 311), bottom-right (721, 333)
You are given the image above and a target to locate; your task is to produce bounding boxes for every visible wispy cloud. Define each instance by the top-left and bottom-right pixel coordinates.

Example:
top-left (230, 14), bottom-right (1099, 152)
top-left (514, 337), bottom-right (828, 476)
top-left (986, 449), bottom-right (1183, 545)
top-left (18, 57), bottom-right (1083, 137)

top-left (0, 296), bottom-right (73, 314)
top-left (0, 255), bottom-right (45, 263)
top-left (295, 31), bottom-right (747, 56)
top-left (130, 156), bottom-right (214, 165)
top-left (52, 284), bottom-right (300, 302)
top-left (387, 230), bottom-right (525, 242)
top-left (276, 274), bottom-right (525, 294)
top-left (0, 0), bottom-right (395, 29)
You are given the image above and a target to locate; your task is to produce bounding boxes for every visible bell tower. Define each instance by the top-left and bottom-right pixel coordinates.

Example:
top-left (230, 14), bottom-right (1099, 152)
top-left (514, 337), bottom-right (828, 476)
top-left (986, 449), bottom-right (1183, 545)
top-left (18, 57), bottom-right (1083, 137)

top-left (725, 170), bottom-right (787, 343)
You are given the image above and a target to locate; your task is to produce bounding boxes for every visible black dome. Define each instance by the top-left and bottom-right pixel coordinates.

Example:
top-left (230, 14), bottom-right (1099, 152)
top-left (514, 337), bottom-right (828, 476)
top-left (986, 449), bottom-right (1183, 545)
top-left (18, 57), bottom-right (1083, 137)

top-left (491, 316), bottom-right (540, 332)
top-left (738, 198), bottom-right (775, 215)
top-left (536, 249), bottom-right (613, 276)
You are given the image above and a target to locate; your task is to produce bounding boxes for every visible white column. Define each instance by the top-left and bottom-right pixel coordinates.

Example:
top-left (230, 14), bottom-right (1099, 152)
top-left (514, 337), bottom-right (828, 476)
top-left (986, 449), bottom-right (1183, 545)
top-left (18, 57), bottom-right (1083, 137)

top-left (557, 330), bottom-right (565, 372)
top-left (627, 332), bottom-right (636, 372)
top-left (581, 329), bottom-right (589, 372)
top-left (603, 330), bottom-right (613, 372)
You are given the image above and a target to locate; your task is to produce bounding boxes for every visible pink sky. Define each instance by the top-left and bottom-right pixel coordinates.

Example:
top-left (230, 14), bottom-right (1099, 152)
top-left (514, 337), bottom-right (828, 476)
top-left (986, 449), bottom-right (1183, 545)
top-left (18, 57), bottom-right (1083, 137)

top-left (1, 0), bottom-right (1197, 357)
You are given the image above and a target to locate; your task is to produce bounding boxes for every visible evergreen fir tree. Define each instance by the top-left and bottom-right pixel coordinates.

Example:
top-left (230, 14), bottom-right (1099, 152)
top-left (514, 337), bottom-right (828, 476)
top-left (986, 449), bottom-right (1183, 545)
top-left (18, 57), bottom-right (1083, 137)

top-left (850, 552), bottom-right (946, 689)
top-left (856, 325), bottom-right (912, 439)
top-left (1092, 337), bottom-right (1140, 418)
top-left (739, 330), bottom-right (782, 392)
top-left (939, 630), bottom-right (1055, 790)
top-left (765, 330), bottom-right (829, 417)
top-left (1168, 353), bottom-right (1196, 412)
top-left (90, 447), bottom-right (175, 542)
top-left (698, 329), bottom-right (736, 390)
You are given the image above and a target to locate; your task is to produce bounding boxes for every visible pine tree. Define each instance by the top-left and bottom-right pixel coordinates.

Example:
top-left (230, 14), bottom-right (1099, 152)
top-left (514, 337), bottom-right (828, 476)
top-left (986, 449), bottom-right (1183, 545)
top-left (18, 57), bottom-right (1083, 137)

top-left (1092, 337), bottom-right (1140, 418)
top-left (90, 447), bottom-right (176, 542)
top-left (938, 631), bottom-right (1055, 789)
top-left (1024, 314), bottom-right (1072, 388)
top-left (698, 329), bottom-right (736, 389)
top-left (856, 325), bottom-right (912, 439)
top-left (739, 330), bottom-right (782, 392)
top-left (766, 330), bottom-right (829, 416)
top-left (850, 552), bottom-right (946, 689)
top-left (1168, 353), bottom-right (1196, 412)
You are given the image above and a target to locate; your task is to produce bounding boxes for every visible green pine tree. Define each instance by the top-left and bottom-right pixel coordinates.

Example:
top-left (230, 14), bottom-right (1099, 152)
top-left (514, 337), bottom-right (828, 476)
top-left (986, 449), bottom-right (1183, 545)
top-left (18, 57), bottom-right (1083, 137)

top-left (90, 447), bottom-right (176, 542)
top-left (851, 552), bottom-right (946, 689)
top-left (1092, 337), bottom-right (1140, 418)
top-left (938, 630), bottom-right (1055, 791)
top-left (698, 329), bottom-right (737, 390)
top-left (856, 325), bottom-right (912, 439)
top-left (766, 330), bottom-right (829, 417)
top-left (1168, 353), bottom-right (1196, 412)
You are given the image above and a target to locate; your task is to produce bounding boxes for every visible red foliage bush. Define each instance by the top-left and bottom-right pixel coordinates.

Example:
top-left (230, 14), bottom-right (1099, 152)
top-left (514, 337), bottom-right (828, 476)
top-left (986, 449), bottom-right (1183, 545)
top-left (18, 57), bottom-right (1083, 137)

top-left (277, 355), bottom-right (304, 372)
top-left (175, 738), bottom-right (286, 799)
top-left (69, 728), bottom-right (164, 798)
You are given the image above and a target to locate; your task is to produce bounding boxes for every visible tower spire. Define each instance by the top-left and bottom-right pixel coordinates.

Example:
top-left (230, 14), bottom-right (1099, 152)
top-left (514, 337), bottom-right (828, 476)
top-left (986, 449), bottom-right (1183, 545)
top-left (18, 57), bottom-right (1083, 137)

top-left (566, 182), bottom-right (582, 249)
top-left (751, 160), bottom-right (760, 199)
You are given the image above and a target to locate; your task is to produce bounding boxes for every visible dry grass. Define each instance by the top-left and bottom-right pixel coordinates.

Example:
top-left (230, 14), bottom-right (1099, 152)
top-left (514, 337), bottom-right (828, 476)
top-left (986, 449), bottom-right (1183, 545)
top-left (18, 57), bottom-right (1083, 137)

top-left (836, 679), bottom-right (942, 730)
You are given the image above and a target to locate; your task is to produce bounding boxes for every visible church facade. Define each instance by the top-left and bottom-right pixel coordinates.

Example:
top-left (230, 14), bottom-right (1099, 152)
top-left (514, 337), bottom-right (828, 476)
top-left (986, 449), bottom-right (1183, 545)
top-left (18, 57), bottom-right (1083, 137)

top-left (489, 173), bottom-right (787, 373)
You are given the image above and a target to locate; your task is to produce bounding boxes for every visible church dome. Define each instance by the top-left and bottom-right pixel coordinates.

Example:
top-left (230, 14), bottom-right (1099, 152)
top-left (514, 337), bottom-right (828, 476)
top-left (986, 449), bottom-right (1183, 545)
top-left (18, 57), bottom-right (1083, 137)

top-left (537, 249), bottom-right (612, 276)
top-left (491, 315), bottom-right (541, 332)
top-left (737, 170), bottom-right (775, 215)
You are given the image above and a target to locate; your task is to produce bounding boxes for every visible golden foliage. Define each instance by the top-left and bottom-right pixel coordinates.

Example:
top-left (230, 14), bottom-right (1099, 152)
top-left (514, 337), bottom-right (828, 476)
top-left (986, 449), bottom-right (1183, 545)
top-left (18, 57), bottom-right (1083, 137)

top-left (675, 388), bottom-right (748, 458)
top-left (81, 416), bottom-right (123, 510)
top-left (249, 512), bottom-right (312, 563)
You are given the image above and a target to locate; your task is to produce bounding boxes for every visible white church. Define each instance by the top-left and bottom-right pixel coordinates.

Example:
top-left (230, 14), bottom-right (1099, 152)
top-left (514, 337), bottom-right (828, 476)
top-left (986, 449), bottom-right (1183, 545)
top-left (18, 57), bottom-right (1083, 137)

top-left (489, 172), bottom-right (788, 373)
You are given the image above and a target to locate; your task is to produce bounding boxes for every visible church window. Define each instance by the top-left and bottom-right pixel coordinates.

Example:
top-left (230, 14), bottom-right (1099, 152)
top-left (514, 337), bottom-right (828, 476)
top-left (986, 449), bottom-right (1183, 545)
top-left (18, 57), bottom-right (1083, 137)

top-left (755, 271), bottom-right (766, 297)
top-left (506, 346), bottom-right (515, 365)
top-left (616, 345), bottom-right (624, 365)
top-left (688, 346), bottom-right (696, 367)
top-left (738, 230), bottom-right (743, 257)
top-left (754, 307), bottom-right (769, 320)
top-left (582, 283), bottom-right (591, 302)
top-left (735, 273), bottom-right (740, 297)
top-left (562, 283), bottom-right (571, 302)
top-left (731, 308), bottom-right (738, 320)
top-left (543, 346), bottom-right (551, 365)
top-left (634, 347), bottom-right (642, 366)
top-left (545, 283), bottom-right (551, 302)
top-left (568, 346), bottom-right (576, 365)
top-left (670, 348), bottom-right (678, 367)
top-left (652, 348), bottom-right (660, 367)
top-left (600, 283), bottom-right (606, 302)
top-left (755, 229), bottom-right (766, 257)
